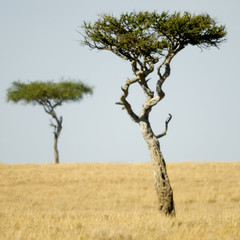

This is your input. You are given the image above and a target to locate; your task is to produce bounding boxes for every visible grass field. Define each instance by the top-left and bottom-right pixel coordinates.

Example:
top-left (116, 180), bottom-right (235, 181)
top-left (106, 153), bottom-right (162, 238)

top-left (0, 162), bottom-right (240, 240)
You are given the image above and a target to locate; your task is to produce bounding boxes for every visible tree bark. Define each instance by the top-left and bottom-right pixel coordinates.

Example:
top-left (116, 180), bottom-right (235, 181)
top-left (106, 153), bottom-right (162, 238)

top-left (117, 57), bottom-right (176, 215)
top-left (52, 116), bottom-right (62, 164)
top-left (42, 104), bottom-right (63, 164)
top-left (54, 134), bottom-right (60, 164)
top-left (139, 119), bottom-right (175, 216)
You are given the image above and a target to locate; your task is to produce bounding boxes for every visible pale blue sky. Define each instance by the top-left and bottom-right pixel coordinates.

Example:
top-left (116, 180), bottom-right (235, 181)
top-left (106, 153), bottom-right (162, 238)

top-left (0, 0), bottom-right (239, 164)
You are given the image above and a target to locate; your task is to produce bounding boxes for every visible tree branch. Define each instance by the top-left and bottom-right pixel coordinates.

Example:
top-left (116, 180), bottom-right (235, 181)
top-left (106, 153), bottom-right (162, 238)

top-left (157, 52), bottom-right (174, 82)
top-left (144, 60), bottom-right (155, 76)
top-left (39, 102), bottom-right (51, 114)
top-left (138, 80), bottom-right (154, 99)
top-left (156, 114), bottom-right (172, 139)
top-left (116, 76), bottom-right (140, 123)
top-left (138, 50), bottom-right (180, 119)
top-left (156, 46), bottom-right (184, 100)
top-left (49, 113), bottom-right (63, 138)
top-left (157, 45), bottom-right (183, 82)
top-left (40, 101), bottom-right (63, 137)
top-left (50, 119), bottom-right (57, 131)
top-left (155, 51), bottom-right (176, 102)
top-left (131, 59), bottom-right (155, 99)
top-left (53, 100), bottom-right (63, 109)
top-left (139, 95), bottom-right (162, 119)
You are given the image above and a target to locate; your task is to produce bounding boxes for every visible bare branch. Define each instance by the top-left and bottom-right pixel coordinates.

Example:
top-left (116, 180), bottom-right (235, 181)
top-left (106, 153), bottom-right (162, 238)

top-left (155, 51), bottom-right (176, 100)
top-left (53, 100), bottom-right (63, 109)
top-left (53, 112), bottom-right (62, 127)
top-left (139, 95), bottom-right (162, 119)
top-left (116, 76), bottom-right (140, 123)
top-left (42, 105), bottom-right (51, 114)
top-left (115, 102), bottom-right (124, 105)
top-left (137, 60), bottom-right (162, 118)
top-left (136, 59), bottom-right (144, 71)
top-left (156, 46), bottom-right (184, 100)
top-left (132, 59), bottom-right (155, 77)
top-left (131, 60), bottom-right (138, 73)
top-left (137, 71), bottom-right (154, 99)
top-left (157, 52), bottom-right (174, 81)
top-left (132, 59), bottom-right (155, 100)
top-left (156, 114), bottom-right (172, 139)
top-left (46, 99), bottom-right (53, 109)
top-left (138, 51), bottom-right (178, 119)
top-left (157, 45), bottom-right (183, 83)
top-left (49, 113), bottom-right (63, 138)
top-left (109, 46), bottom-right (132, 60)
top-left (144, 60), bottom-right (155, 77)
top-left (138, 80), bottom-right (154, 99)
top-left (50, 119), bottom-right (57, 131)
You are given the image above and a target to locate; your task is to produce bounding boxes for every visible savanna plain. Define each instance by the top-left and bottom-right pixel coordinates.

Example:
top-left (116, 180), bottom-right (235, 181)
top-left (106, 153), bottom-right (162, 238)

top-left (0, 162), bottom-right (240, 240)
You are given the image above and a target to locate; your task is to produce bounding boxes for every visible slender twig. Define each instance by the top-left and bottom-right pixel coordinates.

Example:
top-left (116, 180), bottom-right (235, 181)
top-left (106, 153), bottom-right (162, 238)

top-left (156, 114), bottom-right (172, 139)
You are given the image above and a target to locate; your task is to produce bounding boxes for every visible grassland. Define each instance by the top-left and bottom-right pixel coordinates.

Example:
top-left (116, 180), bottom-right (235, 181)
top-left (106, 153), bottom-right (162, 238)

top-left (0, 162), bottom-right (240, 240)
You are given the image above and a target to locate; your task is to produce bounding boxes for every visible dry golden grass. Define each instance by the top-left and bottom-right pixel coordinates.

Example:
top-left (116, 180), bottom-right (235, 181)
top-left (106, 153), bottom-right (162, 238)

top-left (0, 162), bottom-right (240, 240)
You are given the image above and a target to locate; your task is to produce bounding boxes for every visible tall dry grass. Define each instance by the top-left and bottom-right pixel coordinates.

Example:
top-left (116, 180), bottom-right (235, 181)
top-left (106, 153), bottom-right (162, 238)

top-left (0, 162), bottom-right (239, 240)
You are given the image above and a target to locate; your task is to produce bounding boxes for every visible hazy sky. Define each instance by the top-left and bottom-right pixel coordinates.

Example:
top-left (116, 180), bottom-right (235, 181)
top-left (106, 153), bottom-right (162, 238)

top-left (1, 0), bottom-right (239, 164)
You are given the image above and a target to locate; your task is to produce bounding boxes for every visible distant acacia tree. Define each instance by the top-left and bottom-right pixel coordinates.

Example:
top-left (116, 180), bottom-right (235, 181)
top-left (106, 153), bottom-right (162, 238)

top-left (7, 80), bottom-right (93, 164)
top-left (81, 11), bottom-right (226, 216)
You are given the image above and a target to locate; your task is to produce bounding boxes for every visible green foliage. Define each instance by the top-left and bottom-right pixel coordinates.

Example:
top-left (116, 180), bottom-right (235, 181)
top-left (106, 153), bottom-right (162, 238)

top-left (82, 11), bottom-right (165, 61)
top-left (81, 11), bottom-right (226, 61)
top-left (7, 80), bottom-right (93, 107)
top-left (153, 11), bottom-right (226, 48)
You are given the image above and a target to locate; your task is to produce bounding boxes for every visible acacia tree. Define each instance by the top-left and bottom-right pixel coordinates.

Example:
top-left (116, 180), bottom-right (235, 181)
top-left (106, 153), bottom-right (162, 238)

top-left (7, 80), bottom-right (93, 164)
top-left (81, 11), bottom-right (226, 216)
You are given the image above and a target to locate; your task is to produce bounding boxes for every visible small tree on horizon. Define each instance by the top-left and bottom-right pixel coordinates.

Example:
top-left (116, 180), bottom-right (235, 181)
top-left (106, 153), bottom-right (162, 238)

top-left (7, 80), bottom-right (93, 164)
top-left (81, 11), bottom-right (226, 216)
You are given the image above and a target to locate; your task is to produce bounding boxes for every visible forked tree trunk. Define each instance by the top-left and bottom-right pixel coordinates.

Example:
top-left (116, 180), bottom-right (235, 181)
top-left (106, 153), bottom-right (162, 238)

top-left (140, 119), bottom-right (175, 216)
top-left (42, 105), bottom-right (63, 164)
top-left (116, 57), bottom-right (176, 215)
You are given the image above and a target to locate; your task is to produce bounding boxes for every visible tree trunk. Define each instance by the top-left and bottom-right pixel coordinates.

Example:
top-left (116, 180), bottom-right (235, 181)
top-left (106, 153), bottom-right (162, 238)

top-left (139, 119), bottom-right (175, 216)
top-left (54, 134), bottom-right (59, 164)
top-left (51, 115), bottom-right (62, 164)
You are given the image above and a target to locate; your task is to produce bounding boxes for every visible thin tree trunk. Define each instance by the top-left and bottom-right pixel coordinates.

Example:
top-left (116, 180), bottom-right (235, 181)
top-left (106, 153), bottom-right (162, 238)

top-left (51, 115), bottom-right (62, 164)
top-left (42, 105), bottom-right (63, 164)
top-left (54, 134), bottom-right (59, 164)
top-left (140, 119), bottom-right (175, 216)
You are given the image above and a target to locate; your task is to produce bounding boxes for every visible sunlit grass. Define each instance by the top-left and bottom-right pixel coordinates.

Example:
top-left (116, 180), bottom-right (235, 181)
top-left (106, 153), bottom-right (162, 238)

top-left (0, 162), bottom-right (239, 239)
